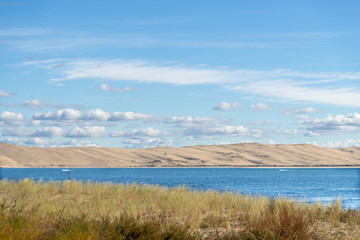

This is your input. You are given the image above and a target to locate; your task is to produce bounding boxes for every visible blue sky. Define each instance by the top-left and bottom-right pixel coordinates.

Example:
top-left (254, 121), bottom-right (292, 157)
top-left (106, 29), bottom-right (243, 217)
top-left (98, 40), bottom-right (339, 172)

top-left (1, 0), bottom-right (360, 148)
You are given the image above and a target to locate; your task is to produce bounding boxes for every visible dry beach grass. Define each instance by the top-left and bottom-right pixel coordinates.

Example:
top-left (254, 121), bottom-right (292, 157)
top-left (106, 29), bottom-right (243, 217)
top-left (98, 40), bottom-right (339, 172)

top-left (1, 179), bottom-right (359, 239)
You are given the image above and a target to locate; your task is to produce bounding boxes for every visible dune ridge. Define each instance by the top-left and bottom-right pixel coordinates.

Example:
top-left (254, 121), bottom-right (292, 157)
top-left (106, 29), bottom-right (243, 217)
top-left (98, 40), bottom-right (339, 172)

top-left (1, 143), bottom-right (360, 168)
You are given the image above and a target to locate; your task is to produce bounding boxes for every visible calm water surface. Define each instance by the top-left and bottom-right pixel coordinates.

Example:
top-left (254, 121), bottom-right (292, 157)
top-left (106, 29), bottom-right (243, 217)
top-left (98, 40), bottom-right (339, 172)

top-left (1, 168), bottom-right (360, 209)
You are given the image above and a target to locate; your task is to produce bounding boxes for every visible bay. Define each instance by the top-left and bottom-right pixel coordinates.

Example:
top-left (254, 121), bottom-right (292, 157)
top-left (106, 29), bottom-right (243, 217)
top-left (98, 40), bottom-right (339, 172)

top-left (1, 168), bottom-right (360, 209)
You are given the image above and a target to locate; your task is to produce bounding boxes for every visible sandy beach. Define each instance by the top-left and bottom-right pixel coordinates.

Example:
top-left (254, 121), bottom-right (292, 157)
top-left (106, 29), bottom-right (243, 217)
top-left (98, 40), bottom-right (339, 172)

top-left (1, 143), bottom-right (360, 168)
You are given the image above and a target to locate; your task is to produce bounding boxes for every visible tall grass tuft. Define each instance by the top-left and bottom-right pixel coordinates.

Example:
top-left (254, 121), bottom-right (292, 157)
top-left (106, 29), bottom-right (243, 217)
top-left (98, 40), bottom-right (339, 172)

top-left (0, 179), bottom-right (359, 239)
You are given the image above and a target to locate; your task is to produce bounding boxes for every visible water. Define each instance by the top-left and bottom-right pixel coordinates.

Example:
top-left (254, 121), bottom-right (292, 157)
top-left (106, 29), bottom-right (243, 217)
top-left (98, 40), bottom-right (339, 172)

top-left (1, 168), bottom-right (360, 209)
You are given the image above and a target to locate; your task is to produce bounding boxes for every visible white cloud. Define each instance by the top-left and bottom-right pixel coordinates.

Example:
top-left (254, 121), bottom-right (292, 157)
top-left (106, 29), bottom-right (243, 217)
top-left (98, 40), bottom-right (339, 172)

top-left (22, 99), bottom-right (49, 110)
top-left (249, 129), bottom-right (264, 139)
top-left (281, 107), bottom-right (317, 115)
top-left (85, 109), bottom-right (111, 121)
top-left (234, 80), bottom-right (360, 108)
top-left (1, 137), bottom-right (98, 147)
top-left (0, 111), bottom-right (25, 125)
top-left (166, 115), bottom-right (246, 139)
top-left (33, 127), bottom-right (64, 137)
top-left (299, 112), bottom-right (360, 135)
top-left (0, 100), bottom-right (50, 109)
top-left (64, 126), bottom-right (105, 138)
top-left (25, 137), bottom-right (47, 146)
top-left (122, 137), bottom-right (172, 149)
top-left (109, 112), bottom-right (153, 121)
top-left (213, 101), bottom-right (240, 111)
top-left (25, 58), bottom-right (360, 107)
top-left (184, 125), bottom-right (247, 136)
top-left (304, 131), bottom-right (320, 137)
top-left (250, 120), bottom-right (279, 125)
top-left (32, 109), bottom-right (161, 123)
top-left (33, 108), bottom-right (82, 120)
top-left (282, 129), bottom-right (299, 136)
top-left (0, 111), bottom-right (25, 121)
top-left (47, 59), bottom-right (230, 85)
top-left (319, 139), bottom-right (360, 148)
top-left (0, 90), bottom-right (13, 97)
top-left (60, 139), bottom-right (99, 147)
top-left (2, 128), bottom-right (33, 137)
top-left (109, 127), bottom-right (172, 148)
top-left (250, 102), bottom-right (273, 110)
top-left (292, 107), bottom-right (317, 114)
top-left (109, 127), bottom-right (168, 138)
top-left (2, 127), bottom-right (64, 137)
top-left (166, 115), bottom-right (227, 127)
top-left (1, 137), bottom-right (24, 145)
top-left (108, 130), bottom-right (125, 137)
top-left (100, 83), bottom-right (139, 93)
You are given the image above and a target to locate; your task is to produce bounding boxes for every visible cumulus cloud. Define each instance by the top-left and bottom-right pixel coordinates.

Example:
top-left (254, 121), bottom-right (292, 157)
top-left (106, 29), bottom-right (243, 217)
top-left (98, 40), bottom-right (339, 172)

top-left (319, 139), bottom-right (360, 148)
top-left (25, 137), bottom-right (47, 146)
top-left (64, 126), bottom-right (105, 138)
top-left (282, 129), bottom-right (299, 136)
top-left (1, 137), bottom-right (98, 147)
top-left (108, 130), bottom-right (125, 137)
top-left (1, 137), bottom-right (24, 145)
top-left (22, 99), bottom-right (50, 110)
top-left (249, 129), bottom-right (264, 139)
top-left (2, 128), bottom-right (33, 137)
top-left (281, 107), bottom-right (317, 116)
top-left (100, 83), bottom-right (139, 93)
top-left (109, 112), bottom-right (155, 121)
top-left (2, 137), bottom-right (48, 147)
top-left (213, 101), bottom-right (239, 111)
top-left (0, 111), bottom-right (25, 125)
top-left (0, 90), bottom-right (13, 97)
top-left (32, 109), bottom-right (159, 123)
top-left (122, 137), bottom-right (172, 149)
top-left (109, 127), bottom-right (172, 148)
top-left (34, 127), bottom-right (64, 137)
top-left (84, 109), bottom-right (111, 121)
top-left (304, 131), bottom-right (320, 137)
top-left (33, 108), bottom-right (82, 120)
top-left (0, 99), bottom-right (50, 110)
top-left (109, 127), bottom-right (168, 138)
top-left (166, 115), bottom-right (246, 139)
top-left (250, 102), bottom-right (273, 110)
top-left (2, 126), bottom-right (64, 137)
top-left (299, 112), bottom-right (360, 135)
top-left (166, 115), bottom-right (228, 127)
top-left (250, 120), bottom-right (279, 125)
top-left (184, 125), bottom-right (248, 137)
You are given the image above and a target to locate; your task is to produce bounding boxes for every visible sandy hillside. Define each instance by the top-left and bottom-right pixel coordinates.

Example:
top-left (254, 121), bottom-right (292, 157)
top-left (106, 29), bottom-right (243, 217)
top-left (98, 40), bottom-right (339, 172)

top-left (1, 143), bottom-right (360, 168)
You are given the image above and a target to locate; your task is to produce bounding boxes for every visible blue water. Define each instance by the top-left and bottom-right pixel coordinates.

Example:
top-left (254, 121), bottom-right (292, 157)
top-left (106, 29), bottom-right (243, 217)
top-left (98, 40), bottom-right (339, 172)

top-left (1, 168), bottom-right (360, 209)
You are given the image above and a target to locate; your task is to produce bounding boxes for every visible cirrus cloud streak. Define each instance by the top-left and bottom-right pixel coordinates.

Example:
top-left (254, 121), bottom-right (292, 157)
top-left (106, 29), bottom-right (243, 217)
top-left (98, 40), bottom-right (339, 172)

top-left (25, 58), bottom-right (360, 107)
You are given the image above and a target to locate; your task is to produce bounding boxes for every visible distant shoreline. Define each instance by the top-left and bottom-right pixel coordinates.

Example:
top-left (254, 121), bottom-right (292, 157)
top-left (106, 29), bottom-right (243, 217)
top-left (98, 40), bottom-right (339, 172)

top-left (2, 164), bottom-right (360, 168)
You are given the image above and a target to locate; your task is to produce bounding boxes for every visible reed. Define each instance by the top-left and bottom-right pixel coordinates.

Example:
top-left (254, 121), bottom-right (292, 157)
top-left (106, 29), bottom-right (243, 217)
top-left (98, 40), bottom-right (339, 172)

top-left (0, 179), bottom-right (359, 239)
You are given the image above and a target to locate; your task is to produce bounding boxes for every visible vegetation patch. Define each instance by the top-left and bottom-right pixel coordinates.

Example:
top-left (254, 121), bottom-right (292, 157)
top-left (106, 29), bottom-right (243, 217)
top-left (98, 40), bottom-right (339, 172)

top-left (0, 179), bottom-right (359, 239)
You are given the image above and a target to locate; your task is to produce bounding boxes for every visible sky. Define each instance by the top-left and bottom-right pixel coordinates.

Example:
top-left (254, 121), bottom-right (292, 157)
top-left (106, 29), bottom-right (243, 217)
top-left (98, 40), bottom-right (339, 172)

top-left (1, 0), bottom-right (360, 148)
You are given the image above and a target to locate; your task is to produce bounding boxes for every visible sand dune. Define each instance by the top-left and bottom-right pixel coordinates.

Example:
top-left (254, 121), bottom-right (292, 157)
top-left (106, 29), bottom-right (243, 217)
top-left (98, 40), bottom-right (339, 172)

top-left (1, 143), bottom-right (360, 168)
